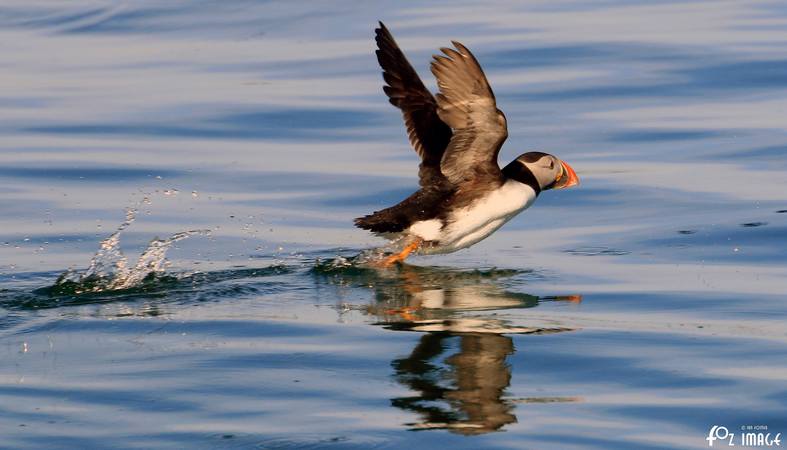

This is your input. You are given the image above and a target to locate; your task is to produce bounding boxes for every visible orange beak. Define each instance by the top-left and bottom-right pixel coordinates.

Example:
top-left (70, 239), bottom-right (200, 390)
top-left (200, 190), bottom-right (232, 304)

top-left (554, 160), bottom-right (579, 189)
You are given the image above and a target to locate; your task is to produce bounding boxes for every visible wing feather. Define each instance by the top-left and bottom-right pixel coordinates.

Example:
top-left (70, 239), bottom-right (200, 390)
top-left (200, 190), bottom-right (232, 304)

top-left (375, 22), bottom-right (453, 186)
top-left (430, 41), bottom-right (508, 186)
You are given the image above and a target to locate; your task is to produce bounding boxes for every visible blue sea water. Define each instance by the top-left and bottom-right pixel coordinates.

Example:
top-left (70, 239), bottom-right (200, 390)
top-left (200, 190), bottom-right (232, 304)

top-left (1, 1), bottom-right (786, 449)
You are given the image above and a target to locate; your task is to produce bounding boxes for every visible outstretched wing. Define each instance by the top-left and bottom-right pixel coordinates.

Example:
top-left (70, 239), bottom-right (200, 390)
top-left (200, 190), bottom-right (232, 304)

top-left (376, 22), bottom-right (453, 186)
top-left (430, 41), bottom-right (508, 186)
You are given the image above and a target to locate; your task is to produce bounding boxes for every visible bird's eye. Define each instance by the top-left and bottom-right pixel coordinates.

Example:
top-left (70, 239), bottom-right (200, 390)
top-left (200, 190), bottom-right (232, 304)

top-left (549, 160), bottom-right (555, 170)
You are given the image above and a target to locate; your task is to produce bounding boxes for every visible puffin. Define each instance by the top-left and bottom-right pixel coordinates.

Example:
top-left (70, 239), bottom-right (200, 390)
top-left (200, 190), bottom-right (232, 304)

top-left (355, 23), bottom-right (579, 266)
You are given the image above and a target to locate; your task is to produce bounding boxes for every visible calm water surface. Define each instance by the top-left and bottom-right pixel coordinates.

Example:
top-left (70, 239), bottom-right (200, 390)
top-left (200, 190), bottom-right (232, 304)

top-left (1, 1), bottom-right (786, 449)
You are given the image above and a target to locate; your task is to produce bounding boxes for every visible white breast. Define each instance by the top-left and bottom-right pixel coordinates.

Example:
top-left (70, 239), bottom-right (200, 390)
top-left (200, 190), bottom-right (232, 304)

top-left (410, 180), bottom-right (537, 254)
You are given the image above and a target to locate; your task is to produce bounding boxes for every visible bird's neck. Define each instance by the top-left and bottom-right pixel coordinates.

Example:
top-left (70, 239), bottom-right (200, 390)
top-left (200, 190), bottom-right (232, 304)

top-left (501, 161), bottom-right (541, 194)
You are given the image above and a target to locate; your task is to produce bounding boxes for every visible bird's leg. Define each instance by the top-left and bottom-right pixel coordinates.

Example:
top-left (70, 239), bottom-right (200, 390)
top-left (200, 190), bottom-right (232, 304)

top-left (383, 306), bottom-right (420, 322)
top-left (380, 238), bottom-right (423, 267)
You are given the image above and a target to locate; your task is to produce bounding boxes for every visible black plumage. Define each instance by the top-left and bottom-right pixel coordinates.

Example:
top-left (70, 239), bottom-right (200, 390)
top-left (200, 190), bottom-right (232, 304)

top-left (374, 22), bottom-right (453, 187)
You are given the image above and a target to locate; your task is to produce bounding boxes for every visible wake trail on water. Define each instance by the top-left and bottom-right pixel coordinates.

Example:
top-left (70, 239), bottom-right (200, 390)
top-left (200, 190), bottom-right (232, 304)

top-left (16, 198), bottom-right (452, 301)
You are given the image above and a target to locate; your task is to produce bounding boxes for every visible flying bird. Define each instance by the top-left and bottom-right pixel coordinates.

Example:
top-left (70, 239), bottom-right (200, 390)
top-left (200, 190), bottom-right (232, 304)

top-left (355, 22), bottom-right (579, 266)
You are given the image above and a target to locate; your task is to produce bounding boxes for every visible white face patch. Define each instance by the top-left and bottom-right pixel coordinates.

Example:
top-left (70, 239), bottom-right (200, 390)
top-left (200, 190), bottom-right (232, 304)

top-left (524, 155), bottom-right (560, 190)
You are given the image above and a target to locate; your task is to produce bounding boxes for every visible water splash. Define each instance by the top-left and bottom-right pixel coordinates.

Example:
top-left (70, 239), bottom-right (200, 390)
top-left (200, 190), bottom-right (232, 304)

top-left (54, 208), bottom-right (210, 294)
top-left (315, 243), bottom-right (409, 269)
top-left (80, 207), bottom-right (137, 281)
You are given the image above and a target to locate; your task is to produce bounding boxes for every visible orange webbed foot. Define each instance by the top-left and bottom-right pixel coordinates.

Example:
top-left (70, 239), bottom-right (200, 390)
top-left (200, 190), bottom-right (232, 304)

top-left (377, 238), bottom-right (423, 268)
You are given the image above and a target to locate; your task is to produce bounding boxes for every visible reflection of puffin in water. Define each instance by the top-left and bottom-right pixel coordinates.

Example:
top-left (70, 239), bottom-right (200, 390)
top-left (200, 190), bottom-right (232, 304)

top-left (363, 263), bottom-right (580, 334)
top-left (392, 332), bottom-right (516, 434)
top-left (313, 261), bottom-right (580, 434)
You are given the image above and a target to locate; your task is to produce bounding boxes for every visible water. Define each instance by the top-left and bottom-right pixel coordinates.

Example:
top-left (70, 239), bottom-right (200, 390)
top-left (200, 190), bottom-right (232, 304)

top-left (1, 1), bottom-right (786, 448)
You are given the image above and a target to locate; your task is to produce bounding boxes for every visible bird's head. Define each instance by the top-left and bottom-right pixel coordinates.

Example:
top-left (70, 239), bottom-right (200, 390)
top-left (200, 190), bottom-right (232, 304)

top-left (503, 152), bottom-right (579, 193)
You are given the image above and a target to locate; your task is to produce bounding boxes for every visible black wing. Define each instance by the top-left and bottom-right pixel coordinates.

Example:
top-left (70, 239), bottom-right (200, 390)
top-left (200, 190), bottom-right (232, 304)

top-left (376, 22), bottom-right (453, 187)
top-left (431, 41), bottom-right (508, 187)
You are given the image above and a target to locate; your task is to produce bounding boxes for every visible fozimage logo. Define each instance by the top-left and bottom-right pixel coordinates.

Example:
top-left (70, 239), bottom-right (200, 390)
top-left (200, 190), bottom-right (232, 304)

top-left (707, 425), bottom-right (782, 447)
